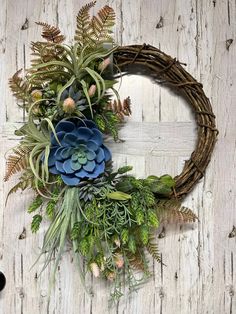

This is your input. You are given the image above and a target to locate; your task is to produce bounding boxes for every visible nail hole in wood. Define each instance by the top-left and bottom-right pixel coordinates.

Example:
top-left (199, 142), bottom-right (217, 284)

top-left (0, 272), bottom-right (6, 291)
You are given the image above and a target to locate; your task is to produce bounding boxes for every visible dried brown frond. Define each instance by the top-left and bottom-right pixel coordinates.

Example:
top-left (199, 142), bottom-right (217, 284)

top-left (127, 251), bottom-right (146, 271)
top-left (156, 199), bottom-right (198, 224)
top-left (91, 5), bottom-right (115, 45)
top-left (4, 146), bottom-right (31, 181)
top-left (106, 97), bottom-right (131, 121)
top-left (5, 169), bottom-right (35, 205)
top-left (146, 235), bottom-right (162, 264)
top-left (36, 22), bottom-right (65, 43)
top-left (9, 69), bottom-right (29, 104)
top-left (74, 1), bottom-right (96, 45)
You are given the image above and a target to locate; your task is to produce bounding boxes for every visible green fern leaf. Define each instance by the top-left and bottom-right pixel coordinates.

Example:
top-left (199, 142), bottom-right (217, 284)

top-left (31, 214), bottom-right (42, 233)
top-left (28, 196), bottom-right (43, 213)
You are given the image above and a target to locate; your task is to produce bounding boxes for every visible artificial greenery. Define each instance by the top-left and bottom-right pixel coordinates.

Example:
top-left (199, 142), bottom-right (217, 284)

top-left (5, 1), bottom-right (197, 302)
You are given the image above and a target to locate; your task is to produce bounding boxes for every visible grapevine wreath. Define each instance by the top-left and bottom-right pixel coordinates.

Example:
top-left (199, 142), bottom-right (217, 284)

top-left (5, 2), bottom-right (218, 301)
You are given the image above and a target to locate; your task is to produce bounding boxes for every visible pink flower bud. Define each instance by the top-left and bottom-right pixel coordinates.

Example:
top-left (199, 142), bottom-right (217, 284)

top-left (88, 84), bottom-right (96, 97)
top-left (63, 97), bottom-right (76, 113)
top-left (114, 254), bottom-right (124, 268)
top-left (98, 57), bottom-right (111, 71)
top-left (90, 262), bottom-right (100, 278)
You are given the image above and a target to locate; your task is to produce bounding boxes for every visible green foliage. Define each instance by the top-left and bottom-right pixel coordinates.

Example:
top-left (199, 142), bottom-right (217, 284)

top-left (139, 226), bottom-right (149, 245)
top-left (79, 238), bottom-right (90, 256)
top-left (145, 174), bottom-right (175, 196)
top-left (121, 229), bottom-right (129, 244)
top-left (147, 210), bottom-right (159, 227)
top-left (95, 111), bottom-right (119, 140)
top-left (28, 195), bottom-right (43, 213)
top-left (45, 200), bottom-right (56, 219)
top-left (71, 222), bottom-right (80, 241)
top-left (106, 191), bottom-right (132, 201)
top-left (128, 236), bottom-right (136, 254)
top-left (31, 214), bottom-right (43, 233)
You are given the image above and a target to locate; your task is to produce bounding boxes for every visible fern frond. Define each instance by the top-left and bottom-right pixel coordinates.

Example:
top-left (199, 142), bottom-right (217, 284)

top-left (4, 146), bottom-right (31, 181)
top-left (127, 251), bottom-right (146, 271)
top-left (74, 1), bottom-right (96, 46)
top-left (36, 22), bottom-right (65, 43)
top-left (107, 97), bottom-right (131, 121)
top-left (156, 199), bottom-right (198, 224)
top-left (5, 169), bottom-right (35, 205)
top-left (9, 69), bottom-right (29, 104)
top-left (146, 234), bottom-right (161, 263)
top-left (91, 5), bottom-right (115, 45)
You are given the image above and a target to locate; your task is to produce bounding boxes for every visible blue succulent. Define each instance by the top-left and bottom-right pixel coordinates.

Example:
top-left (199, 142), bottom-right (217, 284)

top-left (48, 119), bottom-right (112, 186)
top-left (61, 85), bottom-right (87, 111)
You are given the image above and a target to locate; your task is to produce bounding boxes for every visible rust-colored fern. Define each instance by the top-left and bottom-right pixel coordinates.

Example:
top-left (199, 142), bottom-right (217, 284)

top-left (146, 235), bottom-right (162, 264)
top-left (4, 146), bottom-right (31, 181)
top-left (36, 22), bottom-right (65, 43)
top-left (156, 199), bottom-right (198, 224)
top-left (74, 1), bottom-right (96, 46)
top-left (9, 69), bottom-right (29, 104)
top-left (127, 251), bottom-right (146, 271)
top-left (106, 97), bottom-right (131, 121)
top-left (91, 5), bottom-right (115, 45)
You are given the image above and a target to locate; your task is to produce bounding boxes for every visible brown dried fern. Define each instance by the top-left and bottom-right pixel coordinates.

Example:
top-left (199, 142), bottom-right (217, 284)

top-left (91, 5), bottom-right (115, 45)
top-left (36, 22), bottom-right (65, 43)
top-left (106, 97), bottom-right (131, 121)
top-left (156, 199), bottom-right (198, 224)
top-left (74, 1), bottom-right (96, 46)
top-left (5, 169), bottom-right (35, 205)
top-left (4, 146), bottom-right (31, 181)
top-left (127, 251), bottom-right (146, 271)
top-left (146, 235), bottom-right (162, 264)
top-left (9, 70), bottom-right (29, 104)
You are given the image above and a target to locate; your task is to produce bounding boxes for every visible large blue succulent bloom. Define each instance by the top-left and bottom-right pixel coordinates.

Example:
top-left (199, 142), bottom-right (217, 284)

top-left (48, 119), bottom-right (111, 186)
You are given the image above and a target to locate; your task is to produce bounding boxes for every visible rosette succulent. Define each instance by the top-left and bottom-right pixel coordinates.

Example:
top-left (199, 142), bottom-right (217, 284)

top-left (61, 85), bottom-right (87, 113)
top-left (48, 119), bottom-right (112, 185)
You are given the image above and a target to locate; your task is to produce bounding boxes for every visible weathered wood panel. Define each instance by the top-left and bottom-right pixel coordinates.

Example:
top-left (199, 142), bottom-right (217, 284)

top-left (0, 0), bottom-right (235, 313)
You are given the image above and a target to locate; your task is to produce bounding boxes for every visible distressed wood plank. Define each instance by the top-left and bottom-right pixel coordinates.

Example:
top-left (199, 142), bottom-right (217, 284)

top-left (0, 0), bottom-right (235, 314)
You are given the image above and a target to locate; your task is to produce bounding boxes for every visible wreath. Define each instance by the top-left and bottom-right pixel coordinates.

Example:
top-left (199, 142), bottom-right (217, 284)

top-left (5, 1), bottom-right (217, 302)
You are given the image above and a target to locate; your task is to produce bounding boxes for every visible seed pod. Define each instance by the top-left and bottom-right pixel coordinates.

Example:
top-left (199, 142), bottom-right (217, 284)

top-left (63, 97), bottom-right (76, 113)
top-left (98, 57), bottom-right (111, 71)
top-left (88, 84), bottom-right (96, 97)
top-left (114, 254), bottom-right (124, 268)
top-left (31, 89), bottom-right (42, 100)
top-left (90, 262), bottom-right (100, 278)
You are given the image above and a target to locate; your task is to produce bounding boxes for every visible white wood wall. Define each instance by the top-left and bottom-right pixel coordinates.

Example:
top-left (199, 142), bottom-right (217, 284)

top-left (0, 0), bottom-right (235, 313)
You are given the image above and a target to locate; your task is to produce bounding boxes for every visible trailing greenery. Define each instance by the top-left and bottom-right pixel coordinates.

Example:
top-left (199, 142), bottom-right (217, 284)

top-left (5, 1), bottom-right (197, 303)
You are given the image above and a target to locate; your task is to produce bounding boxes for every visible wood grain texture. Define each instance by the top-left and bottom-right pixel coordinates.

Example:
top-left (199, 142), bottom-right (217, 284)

top-left (0, 0), bottom-right (235, 313)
